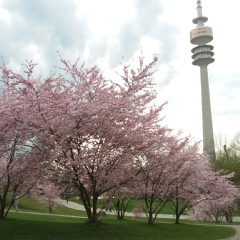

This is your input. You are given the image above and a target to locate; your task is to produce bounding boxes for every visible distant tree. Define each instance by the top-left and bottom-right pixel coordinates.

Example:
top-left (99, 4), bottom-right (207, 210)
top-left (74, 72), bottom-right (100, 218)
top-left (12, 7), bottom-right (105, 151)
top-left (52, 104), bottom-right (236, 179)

top-left (230, 131), bottom-right (240, 157)
top-left (213, 132), bottom-right (240, 186)
top-left (168, 146), bottom-right (215, 224)
top-left (105, 186), bottom-right (135, 220)
top-left (133, 132), bottom-right (201, 225)
top-left (133, 204), bottom-right (143, 219)
top-left (189, 173), bottom-right (240, 223)
top-left (30, 181), bottom-right (61, 213)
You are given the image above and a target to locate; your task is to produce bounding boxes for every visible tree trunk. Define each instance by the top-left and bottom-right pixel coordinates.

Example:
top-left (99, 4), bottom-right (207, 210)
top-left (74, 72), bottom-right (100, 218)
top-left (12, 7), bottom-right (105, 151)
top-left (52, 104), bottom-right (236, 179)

top-left (114, 199), bottom-right (126, 220)
top-left (0, 187), bottom-right (12, 219)
top-left (91, 194), bottom-right (99, 224)
top-left (0, 195), bottom-right (4, 219)
top-left (174, 197), bottom-right (180, 224)
top-left (115, 200), bottom-right (121, 219)
top-left (148, 210), bottom-right (154, 225)
top-left (144, 195), bottom-right (155, 225)
top-left (0, 195), bottom-right (13, 219)
top-left (175, 214), bottom-right (180, 224)
top-left (0, 202), bottom-right (5, 219)
top-left (77, 182), bottom-right (99, 225)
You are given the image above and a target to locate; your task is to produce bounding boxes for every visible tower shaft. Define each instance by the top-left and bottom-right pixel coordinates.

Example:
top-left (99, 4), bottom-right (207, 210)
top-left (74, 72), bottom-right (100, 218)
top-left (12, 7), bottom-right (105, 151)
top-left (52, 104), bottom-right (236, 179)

top-left (200, 65), bottom-right (216, 160)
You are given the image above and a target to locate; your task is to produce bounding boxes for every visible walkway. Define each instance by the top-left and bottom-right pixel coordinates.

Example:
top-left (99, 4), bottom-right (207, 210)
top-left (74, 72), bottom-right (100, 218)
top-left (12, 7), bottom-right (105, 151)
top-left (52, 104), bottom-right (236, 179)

top-left (61, 200), bottom-right (240, 221)
top-left (60, 199), bottom-right (187, 219)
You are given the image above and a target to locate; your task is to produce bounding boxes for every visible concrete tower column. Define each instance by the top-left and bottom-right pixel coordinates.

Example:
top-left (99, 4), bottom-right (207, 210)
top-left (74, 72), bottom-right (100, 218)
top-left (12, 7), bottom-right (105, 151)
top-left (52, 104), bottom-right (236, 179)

top-left (200, 65), bottom-right (216, 160)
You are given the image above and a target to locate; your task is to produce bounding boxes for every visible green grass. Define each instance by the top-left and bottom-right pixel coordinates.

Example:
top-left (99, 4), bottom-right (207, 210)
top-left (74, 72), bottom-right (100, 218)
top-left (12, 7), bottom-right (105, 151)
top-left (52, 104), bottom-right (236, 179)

top-left (0, 212), bottom-right (236, 240)
top-left (2, 196), bottom-right (237, 239)
top-left (71, 197), bottom-right (240, 217)
top-left (12, 196), bottom-right (87, 217)
top-left (70, 198), bottom-right (179, 215)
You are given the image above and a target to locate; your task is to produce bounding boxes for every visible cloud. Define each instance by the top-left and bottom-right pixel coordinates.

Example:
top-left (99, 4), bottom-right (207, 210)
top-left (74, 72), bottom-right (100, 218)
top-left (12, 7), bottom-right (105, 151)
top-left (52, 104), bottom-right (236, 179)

top-left (0, 0), bottom-right (89, 72)
top-left (109, 0), bottom-right (179, 72)
top-left (0, 0), bottom-right (180, 83)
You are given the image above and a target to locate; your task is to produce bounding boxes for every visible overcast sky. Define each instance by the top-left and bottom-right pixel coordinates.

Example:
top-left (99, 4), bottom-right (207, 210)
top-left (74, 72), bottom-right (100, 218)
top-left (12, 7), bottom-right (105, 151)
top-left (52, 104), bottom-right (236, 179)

top-left (0, 0), bottom-right (239, 145)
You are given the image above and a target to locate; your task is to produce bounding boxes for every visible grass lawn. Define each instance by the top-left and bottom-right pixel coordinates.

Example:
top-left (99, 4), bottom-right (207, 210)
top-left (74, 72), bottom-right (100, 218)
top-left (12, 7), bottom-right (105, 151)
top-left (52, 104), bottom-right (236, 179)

top-left (69, 196), bottom-right (240, 217)
top-left (12, 196), bottom-right (87, 217)
top-left (0, 212), bottom-right (236, 240)
top-left (70, 198), bottom-right (177, 215)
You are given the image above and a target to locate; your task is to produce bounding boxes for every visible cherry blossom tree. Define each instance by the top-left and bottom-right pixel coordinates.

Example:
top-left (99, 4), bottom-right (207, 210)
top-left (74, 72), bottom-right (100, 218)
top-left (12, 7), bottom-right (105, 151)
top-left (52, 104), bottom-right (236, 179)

top-left (0, 129), bottom-right (44, 219)
top-left (30, 181), bottom-right (61, 213)
top-left (0, 80), bottom-right (45, 219)
top-left (168, 145), bottom-right (215, 224)
top-left (133, 204), bottom-right (143, 219)
top-left (189, 173), bottom-right (240, 223)
top-left (191, 198), bottom-right (238, 223)
top-left (133, 130), bottom-right (195, 225)
top-left (105, 186), bottom-right (135, 220)
top-left (1, 54), bottom-right (167, 224)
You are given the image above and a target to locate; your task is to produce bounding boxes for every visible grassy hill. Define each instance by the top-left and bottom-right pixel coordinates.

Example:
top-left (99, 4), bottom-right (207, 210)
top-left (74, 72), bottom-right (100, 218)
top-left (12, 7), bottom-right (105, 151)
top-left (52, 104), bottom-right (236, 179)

top-left (1, 196), bottom-right (237, 240)
top-left (10, 195), bottom-right (87, 217)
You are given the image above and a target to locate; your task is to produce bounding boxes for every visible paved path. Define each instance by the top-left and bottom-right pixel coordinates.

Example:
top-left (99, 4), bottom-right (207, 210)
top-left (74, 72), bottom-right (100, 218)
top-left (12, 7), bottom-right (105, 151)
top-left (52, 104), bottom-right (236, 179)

top-left (61, 200), bottom-right (240, 221)
top-left (60, 199), bottom-right (188, 219)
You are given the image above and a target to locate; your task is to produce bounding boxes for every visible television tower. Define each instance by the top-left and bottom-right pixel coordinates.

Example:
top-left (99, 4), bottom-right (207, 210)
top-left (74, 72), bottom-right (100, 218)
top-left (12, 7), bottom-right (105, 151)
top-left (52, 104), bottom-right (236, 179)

top-left (190, 0), bottom-right (216, 161)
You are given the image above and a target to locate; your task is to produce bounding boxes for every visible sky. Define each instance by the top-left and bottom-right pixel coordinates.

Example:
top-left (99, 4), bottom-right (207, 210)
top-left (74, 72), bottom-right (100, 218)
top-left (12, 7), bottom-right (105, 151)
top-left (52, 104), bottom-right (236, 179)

top-left (0, 0), bottom-right (239, 147)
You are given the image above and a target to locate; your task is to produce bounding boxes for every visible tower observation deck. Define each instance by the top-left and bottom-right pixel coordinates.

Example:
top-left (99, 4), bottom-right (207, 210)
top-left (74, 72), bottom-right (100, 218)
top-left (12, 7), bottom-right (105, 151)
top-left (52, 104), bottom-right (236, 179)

top-left (190, 0), bottom-right (216, 161)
